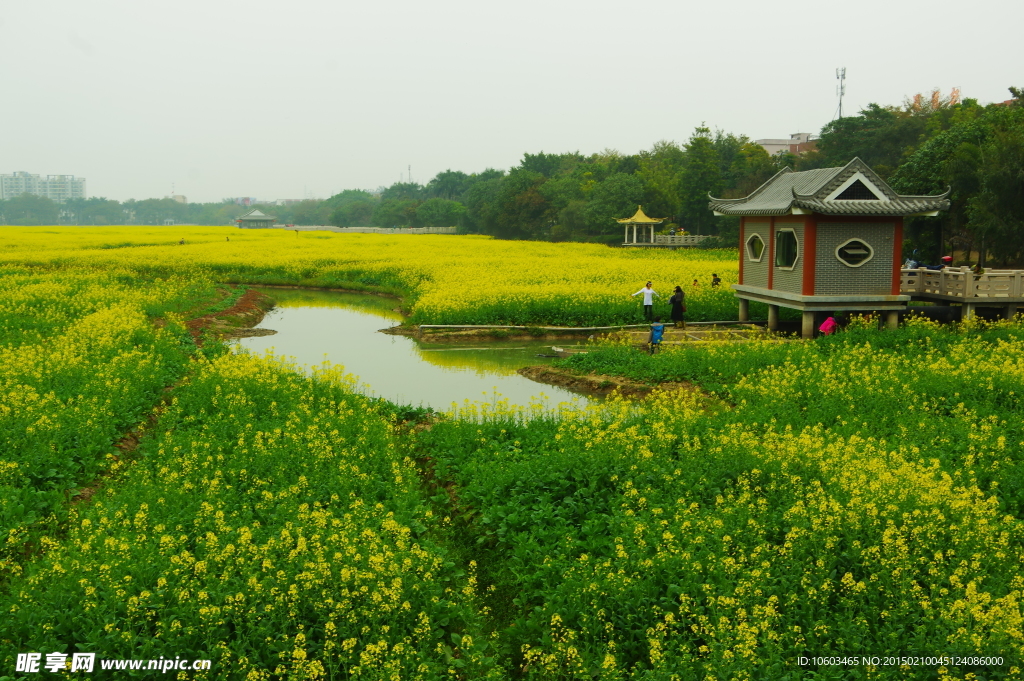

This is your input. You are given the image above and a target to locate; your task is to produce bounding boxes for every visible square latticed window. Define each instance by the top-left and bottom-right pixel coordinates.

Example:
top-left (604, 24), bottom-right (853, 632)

top-left (775, 230), bottom-right (798, 268)
top-left (746, 233), bottom-right (765, 261)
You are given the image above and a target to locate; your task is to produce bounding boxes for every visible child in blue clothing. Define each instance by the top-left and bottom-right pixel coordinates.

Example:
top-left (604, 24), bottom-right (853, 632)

top-left (648, 317), bottom-right (665, 354)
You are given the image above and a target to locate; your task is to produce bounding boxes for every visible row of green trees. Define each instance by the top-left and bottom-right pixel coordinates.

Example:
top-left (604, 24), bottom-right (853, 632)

top-left (3, 87), bottom-right (1020, 262)
top-left (789, 86), bottom-right (1024, 266)
top-left (0, 196), bottom-right (240, 227)
top-left (0, 194), bottom-right (351, 228)
top-left (0, 134), bottom-right (781, 241)
top-left (320, 129), bottom-right (789, 244)
top-left (308, 84), bottom-right (1024, 260)
top-left (886, 90), bottom-right (1024, 266)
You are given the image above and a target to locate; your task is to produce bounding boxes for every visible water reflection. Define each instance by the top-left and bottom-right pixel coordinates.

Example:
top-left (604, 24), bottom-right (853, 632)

top-left (236, 287), bottom-right (591, 411)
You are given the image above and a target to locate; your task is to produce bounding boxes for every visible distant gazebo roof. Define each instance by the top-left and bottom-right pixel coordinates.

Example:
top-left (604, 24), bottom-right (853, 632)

top-left (616, 206), bottom-right (666, 224)
top-left (708, 158), bottom-right (950, 217)
top-left (236, 208), bottom-right (276, 228)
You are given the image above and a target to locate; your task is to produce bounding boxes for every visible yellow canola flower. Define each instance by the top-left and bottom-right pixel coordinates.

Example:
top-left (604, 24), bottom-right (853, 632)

top-left (0, 226), bottom-right (738, 325)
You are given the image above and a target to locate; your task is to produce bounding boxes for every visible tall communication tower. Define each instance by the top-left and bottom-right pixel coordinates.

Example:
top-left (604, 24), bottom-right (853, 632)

top-left (836, 67), bottom-right (847, 120)
top-left (408, 165), bottom-right (412, 184)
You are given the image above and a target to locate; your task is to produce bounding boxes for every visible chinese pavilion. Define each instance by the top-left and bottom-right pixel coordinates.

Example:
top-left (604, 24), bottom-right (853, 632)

top-left (708, 158), bottom-right (949, 337)
top-left (618, 206), bottom-right (665, 245)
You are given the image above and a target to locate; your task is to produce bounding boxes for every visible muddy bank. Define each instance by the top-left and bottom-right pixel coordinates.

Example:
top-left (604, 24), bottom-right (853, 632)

top-left (185, 288), bottom-right (276, 340)
top-left (255, 284), bottom-right (408, 314)
top-left (517, 365), bottom-right (698, 399)
top-left (254, 283), bottom-right (400, 298)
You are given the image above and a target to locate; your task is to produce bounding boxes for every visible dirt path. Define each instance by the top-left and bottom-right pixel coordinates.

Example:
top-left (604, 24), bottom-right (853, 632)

top-left (75, 288), bottom-right (275, 506)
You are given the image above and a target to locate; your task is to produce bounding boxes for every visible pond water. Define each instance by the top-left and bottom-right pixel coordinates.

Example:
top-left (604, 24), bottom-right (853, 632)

top-left (236, 288), bottom-right (592, 411)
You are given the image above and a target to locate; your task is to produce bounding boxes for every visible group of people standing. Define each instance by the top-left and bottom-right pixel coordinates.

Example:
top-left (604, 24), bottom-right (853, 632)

top-left (630, 275), bottom-right (723, 353)
top-left (631, 281), bottom-right (686, 354)
top-left (631, 274), bottom-right (720, 323)
top-left (631, 282), bottom-right (688, 327)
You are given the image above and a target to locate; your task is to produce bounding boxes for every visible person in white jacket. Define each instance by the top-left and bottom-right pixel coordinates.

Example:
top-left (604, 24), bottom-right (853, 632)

top-left (632, 281), bottom-right (660, 321)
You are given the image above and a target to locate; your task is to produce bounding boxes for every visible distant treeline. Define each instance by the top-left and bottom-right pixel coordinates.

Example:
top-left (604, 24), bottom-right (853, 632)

top-left (3, 87), bottom-right (1021, 264)
top-left (0, 196), bottom-right (250, 229)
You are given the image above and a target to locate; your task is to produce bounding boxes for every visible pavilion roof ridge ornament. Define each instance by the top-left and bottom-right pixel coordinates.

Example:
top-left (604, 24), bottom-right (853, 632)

top-left (708, 158), bottom-right (950, 217)
top-left (616, 205), bottom-right (666, 224)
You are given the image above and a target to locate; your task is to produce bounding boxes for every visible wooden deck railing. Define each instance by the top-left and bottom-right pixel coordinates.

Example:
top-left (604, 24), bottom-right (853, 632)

top-left (297, 226), bottom-right (459, 234)
top-left (652, 235), bottom-right (710, 245)
top-left (900, 267), bottom-right (1024, 299)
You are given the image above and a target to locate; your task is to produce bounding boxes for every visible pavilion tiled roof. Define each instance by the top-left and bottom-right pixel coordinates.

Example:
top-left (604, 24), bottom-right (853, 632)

top-left (238, 208), bottom-right (274, 220)
top-left (616, 206), bottom-right (665, 224)
top-left (708, 158), bottom-right (950, 217)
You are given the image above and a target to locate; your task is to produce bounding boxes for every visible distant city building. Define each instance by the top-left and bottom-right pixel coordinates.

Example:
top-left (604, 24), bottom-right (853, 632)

top-left (169, 194), bottom-right (187, 204)
top-left (1, 171), bottom-right (86, 202)
top-left (226, 197), bottom-right (312, 207)
top-left (754, 133), bottom-right (818, 157)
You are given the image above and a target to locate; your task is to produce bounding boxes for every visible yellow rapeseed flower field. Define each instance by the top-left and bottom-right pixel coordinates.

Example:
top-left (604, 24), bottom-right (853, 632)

top-left (1, 227), bottom-right (1022, 679)
top-left (1, 226), bottom-right (740, 324)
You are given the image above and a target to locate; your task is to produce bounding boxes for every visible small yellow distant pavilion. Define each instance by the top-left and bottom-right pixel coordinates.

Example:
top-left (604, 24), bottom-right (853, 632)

top-left (617, 206), bottom-right (665, 245)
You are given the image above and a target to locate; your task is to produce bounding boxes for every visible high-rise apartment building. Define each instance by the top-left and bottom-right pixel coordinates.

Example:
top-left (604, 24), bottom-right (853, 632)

top-left (0, 171), bottom-right (86, 202)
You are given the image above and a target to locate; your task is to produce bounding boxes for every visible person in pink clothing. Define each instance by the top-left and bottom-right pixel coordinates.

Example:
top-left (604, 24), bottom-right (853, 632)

top-left (631, 281), bottom-right (660, 321)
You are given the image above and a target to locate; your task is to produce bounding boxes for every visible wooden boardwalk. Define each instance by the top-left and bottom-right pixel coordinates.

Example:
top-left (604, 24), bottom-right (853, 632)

top-left (901, 267), bottom-right (1024, 318)
top-left (625, 325), bottom-right (764, 343)
top-left (622, 234), bottom-right (712, 248)
top-left (553, 324), bottom-right (766, 355)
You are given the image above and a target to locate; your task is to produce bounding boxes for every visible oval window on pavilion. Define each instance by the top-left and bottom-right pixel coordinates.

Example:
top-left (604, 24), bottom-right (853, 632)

top-left (836, 238), bottom-right (874, 267)
top-left (746, 233), bottom-right (765, 261)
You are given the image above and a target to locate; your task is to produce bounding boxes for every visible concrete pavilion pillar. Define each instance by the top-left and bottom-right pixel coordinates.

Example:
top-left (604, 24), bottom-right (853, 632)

top-left (738, 298), bottom-right (749, 322)
top-left (801, 311), bottom-right (816, 339)
top-left (962, 304), bottom-right (975, 320)
top-left (1005, 303), bottom-right (1019, 320)
top-left (624, 224), bottom-right (629, 243)
top-left (767, 304), bottom-right (779, 331)
top-left (632, 224), bottom-right (637, 243)
top-left (885, 310), bottom-right (899, 330)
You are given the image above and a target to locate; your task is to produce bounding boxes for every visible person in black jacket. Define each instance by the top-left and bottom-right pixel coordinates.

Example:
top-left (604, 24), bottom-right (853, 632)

top-left (669, 286), bottom-right (686, 329)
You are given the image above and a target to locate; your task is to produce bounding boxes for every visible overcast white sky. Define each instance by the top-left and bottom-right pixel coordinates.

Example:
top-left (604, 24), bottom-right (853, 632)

top-left (2, 0), bottom-right (1019, 203)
